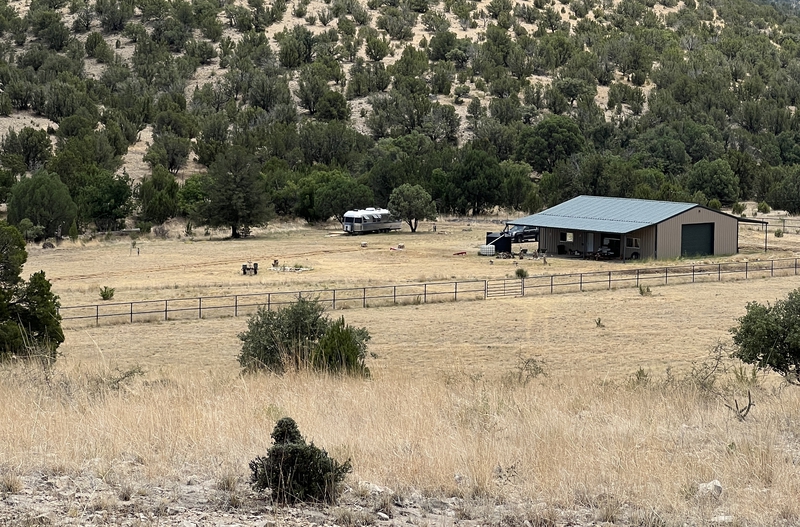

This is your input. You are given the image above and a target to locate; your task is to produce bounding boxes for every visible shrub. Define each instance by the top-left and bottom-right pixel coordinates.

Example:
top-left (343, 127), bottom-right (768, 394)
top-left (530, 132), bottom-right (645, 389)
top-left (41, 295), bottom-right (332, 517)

top-left (238, 298), bottom-right (370, 375)
top-left (99, 286), bottom-right (115, 300)
top-left (757, 201), bottom-right (771, 214)
top-left (731, 202), bottom-right (745, 215)
top-left (707, 198), bottom-right (721, 210)
top-left (515, 267), bottom-right (528, 279)
top-left (775, 229), bottom-right (784, 238)
top-left (730, 288), bottom-right (800, 384)
top-left (249, 417), bottom-right (351, 504)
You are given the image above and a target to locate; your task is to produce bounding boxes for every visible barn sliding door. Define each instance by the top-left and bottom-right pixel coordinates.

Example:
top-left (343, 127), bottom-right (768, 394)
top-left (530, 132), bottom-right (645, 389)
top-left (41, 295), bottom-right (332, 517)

top-left (681, 223), bottom-right (714, 257)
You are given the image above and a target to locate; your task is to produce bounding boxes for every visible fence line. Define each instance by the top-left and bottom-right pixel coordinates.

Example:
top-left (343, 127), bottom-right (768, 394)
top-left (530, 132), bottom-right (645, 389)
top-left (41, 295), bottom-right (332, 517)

top-left (58, 258), bottom-right (800, 326)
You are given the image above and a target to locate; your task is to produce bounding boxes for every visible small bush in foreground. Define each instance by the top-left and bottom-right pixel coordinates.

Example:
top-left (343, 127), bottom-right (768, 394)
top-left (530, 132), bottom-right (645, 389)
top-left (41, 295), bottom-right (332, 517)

top-left (249, 417), bottom-right (351, 504)
top-left (238, 298), bottom-right (370, 376)
top-left (99, 286), bottom-right (115, 300)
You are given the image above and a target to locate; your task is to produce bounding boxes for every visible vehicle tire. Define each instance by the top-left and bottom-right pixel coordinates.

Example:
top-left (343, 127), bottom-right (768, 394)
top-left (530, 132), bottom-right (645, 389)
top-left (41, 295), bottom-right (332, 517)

top-left (631, 252), bottom-right (640, 260)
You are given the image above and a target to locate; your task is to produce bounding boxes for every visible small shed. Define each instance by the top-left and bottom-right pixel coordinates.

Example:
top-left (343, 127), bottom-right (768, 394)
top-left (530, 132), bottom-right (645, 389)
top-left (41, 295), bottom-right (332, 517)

top-left (508, 196), bottom-right (766, 260)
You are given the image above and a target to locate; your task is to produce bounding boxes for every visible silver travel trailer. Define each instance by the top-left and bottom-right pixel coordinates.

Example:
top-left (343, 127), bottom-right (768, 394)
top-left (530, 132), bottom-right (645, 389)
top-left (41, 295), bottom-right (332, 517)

top-left (343, 208), bottom-right (402, 234)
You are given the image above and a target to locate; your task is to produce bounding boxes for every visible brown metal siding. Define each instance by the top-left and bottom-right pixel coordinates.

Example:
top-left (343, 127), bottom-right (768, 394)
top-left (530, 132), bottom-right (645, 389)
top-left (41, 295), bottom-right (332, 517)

top-left (625, 226), bottom-right (656, 259)
top-left (656, 207), bottom-right (738, 258)
top-left (539, 228), bottom-right (587, 255)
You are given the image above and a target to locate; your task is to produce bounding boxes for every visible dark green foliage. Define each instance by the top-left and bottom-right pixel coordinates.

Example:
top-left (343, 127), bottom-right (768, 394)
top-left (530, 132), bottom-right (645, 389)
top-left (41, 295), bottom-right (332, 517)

top-left (238, 297), bottom-right (370, 376)
top-left (96, 0), bottom-right (134, 32)
top-left (201, 145), bottom-right (273, 238)
top-left (144, 133), bottom-right (191, 175)
top-left (70, 168), bottom-right (132, 231)
top-left (686, 159), bottom-right (739, 205)
top-left (388, 183), bottom-right (436, 232)
top-left (731, 288), bottom-right (800, 384)
top-left (376, 6), bottom-right (416, 40)
top-left (0, 170), bottom-right (13, 204)
top-left (1, 127), bottom-right (52, 175)
top-left (296, 63), bottom-right (330, 115)
top-left (516, 115), bottom-right (586, 173)
top-left (313, 170), bottom-right (374, 224)
top-left (249, 417), bottom-right (352, 504)
top-left (0, 222), bottom-right (63, 363)
top-left (7, 170), bottom-right (77, 238)
top-left (276, 24), bottom-right (316, 67)
top-left (68, 218), bottom-right (78, 241)
top-left (138, 165), bottom-right (180, 224)
top-left (316, 91), bottom-right (350, 121)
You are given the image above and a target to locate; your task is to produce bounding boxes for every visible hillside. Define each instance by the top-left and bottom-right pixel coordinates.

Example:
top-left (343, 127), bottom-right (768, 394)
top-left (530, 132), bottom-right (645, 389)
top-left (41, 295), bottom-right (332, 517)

top-left (2, 0), bottom-right (800, 237)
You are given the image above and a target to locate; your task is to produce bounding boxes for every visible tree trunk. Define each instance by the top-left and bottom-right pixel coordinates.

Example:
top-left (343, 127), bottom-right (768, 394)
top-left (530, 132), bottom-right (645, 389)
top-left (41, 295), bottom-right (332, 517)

top-left (231, 224), bottom-right (240, 238)
top-left (411, 219), bottom-right (417, 232)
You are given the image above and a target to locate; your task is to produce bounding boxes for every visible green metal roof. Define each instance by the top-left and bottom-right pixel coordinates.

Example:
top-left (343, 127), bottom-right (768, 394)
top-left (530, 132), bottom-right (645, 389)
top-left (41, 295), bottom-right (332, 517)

top-left (508, 196), bottom-right (701, 234)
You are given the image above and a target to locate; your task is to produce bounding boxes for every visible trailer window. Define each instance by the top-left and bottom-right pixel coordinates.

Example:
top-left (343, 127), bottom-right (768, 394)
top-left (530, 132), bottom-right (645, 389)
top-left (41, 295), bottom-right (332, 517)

top-left (344, 217), bottom-right (353, 223)
top-left (354, 217), bottom-right (362, 224)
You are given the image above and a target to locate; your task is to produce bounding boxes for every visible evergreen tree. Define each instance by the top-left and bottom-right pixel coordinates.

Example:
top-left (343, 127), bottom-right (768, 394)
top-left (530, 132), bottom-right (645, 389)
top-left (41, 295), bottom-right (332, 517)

top-left (202, 145), bottom-right (273, 237)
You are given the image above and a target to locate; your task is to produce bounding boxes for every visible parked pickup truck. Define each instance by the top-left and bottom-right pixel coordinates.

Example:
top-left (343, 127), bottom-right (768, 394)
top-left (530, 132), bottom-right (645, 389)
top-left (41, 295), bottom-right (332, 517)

top-left (508, 225), bottom-right (539, 243)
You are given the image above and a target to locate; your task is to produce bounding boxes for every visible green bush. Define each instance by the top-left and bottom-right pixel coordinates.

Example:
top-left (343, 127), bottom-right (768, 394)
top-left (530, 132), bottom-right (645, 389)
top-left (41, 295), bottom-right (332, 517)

top-left (707, 198), bottom-right (721, 210)
top-left (731, 202), bottom-right (745, 215)
top-left (730, 288), bottom-right (800, 384)
top-left (515, 267), bottom-right (528, 279)
top-left (757, 201), bottom-right (771, 214)
top-left (238, 298), bottom-right (370, 375)
top-left (775, 229), bottom-right (784, 238)
top-left (249, 417), bottom-right (351, 504)
top-left (99, 286), bottom-right (115, 300)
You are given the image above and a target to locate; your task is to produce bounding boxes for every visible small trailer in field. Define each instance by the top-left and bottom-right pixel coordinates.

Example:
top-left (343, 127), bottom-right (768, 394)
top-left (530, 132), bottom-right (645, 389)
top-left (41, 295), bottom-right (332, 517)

top-left (343, 208), bottom-right (402, 234)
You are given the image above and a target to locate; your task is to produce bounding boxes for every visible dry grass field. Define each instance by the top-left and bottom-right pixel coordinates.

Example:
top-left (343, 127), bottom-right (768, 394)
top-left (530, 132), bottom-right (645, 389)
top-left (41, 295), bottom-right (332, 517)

top-left (3, 219), bottom-right (800, 525)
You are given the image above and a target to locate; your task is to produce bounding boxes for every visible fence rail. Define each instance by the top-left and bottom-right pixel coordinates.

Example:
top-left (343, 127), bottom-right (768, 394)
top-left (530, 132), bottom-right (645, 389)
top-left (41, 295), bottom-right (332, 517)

top-left (58, 258), bottom-right (800, 326)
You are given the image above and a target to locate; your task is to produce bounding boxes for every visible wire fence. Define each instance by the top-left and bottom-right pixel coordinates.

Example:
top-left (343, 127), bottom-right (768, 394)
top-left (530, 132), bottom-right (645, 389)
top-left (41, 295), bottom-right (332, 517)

top-left (58, 257), bottom-right (800, 326)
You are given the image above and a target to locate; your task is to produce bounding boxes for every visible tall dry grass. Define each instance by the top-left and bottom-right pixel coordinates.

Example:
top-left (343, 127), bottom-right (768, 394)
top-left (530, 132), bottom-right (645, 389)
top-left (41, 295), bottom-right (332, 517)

top-left (1, 359), bottom-right (798, 525)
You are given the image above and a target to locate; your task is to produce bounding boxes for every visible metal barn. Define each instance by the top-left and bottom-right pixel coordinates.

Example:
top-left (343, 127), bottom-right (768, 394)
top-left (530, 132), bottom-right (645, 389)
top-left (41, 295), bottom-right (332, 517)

top-left (508, 196), bottom-right (764, 260)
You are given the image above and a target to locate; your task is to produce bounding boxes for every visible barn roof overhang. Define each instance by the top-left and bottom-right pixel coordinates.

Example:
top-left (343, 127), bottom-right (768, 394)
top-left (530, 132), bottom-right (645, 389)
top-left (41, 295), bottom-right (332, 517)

top-left (507, 196), bottom-right (768, 234)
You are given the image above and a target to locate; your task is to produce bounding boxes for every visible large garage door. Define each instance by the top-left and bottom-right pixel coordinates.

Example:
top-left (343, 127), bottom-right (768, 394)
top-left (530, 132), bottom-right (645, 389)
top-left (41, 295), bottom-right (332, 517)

top-left (681, 223), bottom-right (714, 257)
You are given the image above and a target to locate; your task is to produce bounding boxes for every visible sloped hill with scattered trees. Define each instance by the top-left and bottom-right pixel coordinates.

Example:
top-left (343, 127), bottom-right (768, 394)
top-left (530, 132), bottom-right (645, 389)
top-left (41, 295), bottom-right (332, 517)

top-left (2, 0), bottom-right (800, 238)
